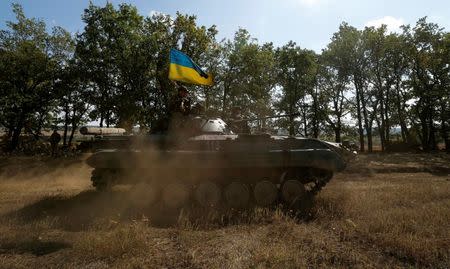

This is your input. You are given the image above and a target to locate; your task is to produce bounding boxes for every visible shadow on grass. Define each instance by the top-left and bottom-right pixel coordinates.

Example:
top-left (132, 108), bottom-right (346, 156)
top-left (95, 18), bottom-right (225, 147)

top-left (2, 190), bottom-right (163, 231)
top-left (0, 240), bottom-right (71, 256)
top-left (2, 189), bottom-right (317, 231)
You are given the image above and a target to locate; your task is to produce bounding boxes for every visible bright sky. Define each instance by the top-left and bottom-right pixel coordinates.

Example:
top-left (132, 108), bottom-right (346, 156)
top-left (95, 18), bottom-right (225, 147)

top-left (1, 0), bottom-right (449, 52)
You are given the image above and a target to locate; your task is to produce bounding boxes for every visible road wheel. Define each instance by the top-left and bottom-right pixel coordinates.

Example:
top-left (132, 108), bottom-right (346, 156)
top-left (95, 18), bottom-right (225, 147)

top-left (281, 180), bottom-right (305, 206)
top-left (308, 169), bottom-right (333, 195)
top-left (91, 169), bottom-right (112, 191)
top-left (162, 182), bottom-right (190, 209)
top-left (224, 182), bottom-right (249, 209)
top-left (195, 181), bottom-right (221, 207)
top-left (254, 180), bottom-right (278, 206)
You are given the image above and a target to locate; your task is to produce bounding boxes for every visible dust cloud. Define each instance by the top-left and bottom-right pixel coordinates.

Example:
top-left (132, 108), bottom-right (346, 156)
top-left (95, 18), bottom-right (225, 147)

top-left (0, 151), bottom-right (231, 229)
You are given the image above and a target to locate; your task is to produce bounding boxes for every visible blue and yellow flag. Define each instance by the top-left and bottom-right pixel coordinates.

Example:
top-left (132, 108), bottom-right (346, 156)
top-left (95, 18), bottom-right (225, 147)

top-left (168, 49), bottom-right (213, 86)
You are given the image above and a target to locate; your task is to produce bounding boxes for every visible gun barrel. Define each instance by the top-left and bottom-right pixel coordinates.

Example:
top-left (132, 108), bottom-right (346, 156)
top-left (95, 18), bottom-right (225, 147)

top-left (233, 113), bottom-right (301, 122)
top-left (79, 127), bottom-right (127, 136)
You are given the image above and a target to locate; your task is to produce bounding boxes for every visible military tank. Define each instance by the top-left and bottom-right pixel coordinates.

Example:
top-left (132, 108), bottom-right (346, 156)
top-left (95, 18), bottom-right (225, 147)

top-left (86, 116), bottom-right (347, 209)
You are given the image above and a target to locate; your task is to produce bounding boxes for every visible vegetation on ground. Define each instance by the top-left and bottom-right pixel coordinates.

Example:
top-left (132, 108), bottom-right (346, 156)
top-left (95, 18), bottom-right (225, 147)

top-left (0, 154), bottom-right (449, 268)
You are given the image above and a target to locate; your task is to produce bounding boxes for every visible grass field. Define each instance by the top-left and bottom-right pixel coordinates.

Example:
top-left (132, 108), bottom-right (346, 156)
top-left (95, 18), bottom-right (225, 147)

top-left (0, 153), bottom-right (449, 268)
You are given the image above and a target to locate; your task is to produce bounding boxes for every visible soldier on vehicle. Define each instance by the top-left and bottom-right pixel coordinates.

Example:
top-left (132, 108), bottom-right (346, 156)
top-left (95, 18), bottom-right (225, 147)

top-left (150, 85), bottom-right (194, 135)
top-left (49, 129), bottom-right (61, 157)
top-left (168, 85), bottom-right (194, 137)
top-left (191, 102), bottom-right (205, 116)
top-left (170, 85), bottom-right (192, 116)
top-left (229, 106), bottom-right (250, 134)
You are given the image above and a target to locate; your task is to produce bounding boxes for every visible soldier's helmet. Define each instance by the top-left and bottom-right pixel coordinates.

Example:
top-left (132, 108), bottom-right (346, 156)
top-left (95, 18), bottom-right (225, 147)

top-left (231, 106), bottom-right (242, 117)
top-left (191, 103), bottom-right (205, 116)
top-left (178, 85), bottom-right (188, 97)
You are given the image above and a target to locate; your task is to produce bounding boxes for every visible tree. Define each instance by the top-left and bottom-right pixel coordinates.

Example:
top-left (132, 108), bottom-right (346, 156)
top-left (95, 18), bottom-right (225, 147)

top-left (0, 4), bottom-right (57, 151)
top-left (402, 18), bottom-right (448, 150)
top-left (323, 23), bottom-right (372, 148)
top-left (316, 60), bottom-right (350, 143)
top-left (77, 4), bottom-right (219, 130)
top-left (221, 29), bottom-right (276, 126)
top-left (275, 41), bottom-right (318, 136)
top-left (76, 3), bottom-right (146, 130)
top-left (364, 26), bottom-right (395, 151)
top-left (383, 32), bottom-right (412, 145)
top-left (144, 12), bottom-right (219, 127)
top-left (2, 2), bottom-right (449, 153)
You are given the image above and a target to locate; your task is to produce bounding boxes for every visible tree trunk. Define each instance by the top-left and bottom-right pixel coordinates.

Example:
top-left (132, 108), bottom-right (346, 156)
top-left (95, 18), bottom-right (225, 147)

top-left (355, 83), bottom-right (365, 152)
top-left (288, 114), bottom-right (295, 136)
top-left (63, 108), bottom-right (69, 146)
top-left (367, 126), bottom-right (373, 153)
top-left (10, 129), bottom-right (21, 151)
top-left (379, 117), bottom-right (386, 152)
top-left (364, 112), bottom-right (374, 152)
top-left (441, 102), bottom-right (449, 152)
top-left (33, 112), bottom-right (45, 141)
top-left (106, 110), bottom-right (111, 128)
top-left (384, 88), bottom-right (391, 146)
top-left (312, 94), bottom-right (319, 138)
top-left (378, 88), bottom-right (386, 152)
top-left (204, 88), bottom-right (210, 112)
top-left (398, 109), bottom-right (409, 144)
top-left (374, 62), bottom-right (383, 151)
top-left (10, 125), bottom-right (22, 152)
top-left (302, 109), bottom-right (308, 137)
top-left (365, 116), bottom-right (374, 153)
top-left (6, 127), bottom-right (13, 141)
top-left (394, 81), bottom-right (408, 143)
top-left (377, 116), bottom-right (388, 152)
top-left (68, 122), bottom-right (77, 147)
top-left (222, 84), bottom-right (228, 117)
top-left (419, 110), bottom-right (429, 151)
top-left (10, 113), bottom-right (25, 151)
top-left (334, 127), bottom-right (341, 143)
top-left (361, 95), bottom-right (372, 152)
top-left (428, 112), bottom-right (437, 150)
top-left (443, 119), bottom-right (449, 152)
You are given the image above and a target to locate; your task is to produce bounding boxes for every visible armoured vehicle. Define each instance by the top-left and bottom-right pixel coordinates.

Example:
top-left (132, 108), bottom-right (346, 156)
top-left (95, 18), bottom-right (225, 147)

top-left (86, 116), bottom-right (348, 209)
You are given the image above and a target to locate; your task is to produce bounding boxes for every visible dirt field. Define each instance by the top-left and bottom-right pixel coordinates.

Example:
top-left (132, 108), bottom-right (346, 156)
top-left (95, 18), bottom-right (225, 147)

top-left (0, 153), bottom-right (449, 268)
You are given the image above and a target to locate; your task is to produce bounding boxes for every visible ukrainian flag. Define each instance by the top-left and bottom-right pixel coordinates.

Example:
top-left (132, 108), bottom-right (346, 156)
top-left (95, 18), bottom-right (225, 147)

top-left (168, 49), bottom-right (213, 86)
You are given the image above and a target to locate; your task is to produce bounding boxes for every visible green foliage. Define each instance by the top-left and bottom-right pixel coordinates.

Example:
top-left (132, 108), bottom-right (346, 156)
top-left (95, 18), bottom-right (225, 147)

top-left (401, 18), bottom-right (450, 150)
top-left (274, 41), bottom-right (318, 136)
top-left (221, 29), bottom-right (276, 120)
top-left (0, 4), bottom-right (60, 150)
top-left (0, 3), bottom-right (449, 152)
top-left (76, 4), bottom-right (220, 130)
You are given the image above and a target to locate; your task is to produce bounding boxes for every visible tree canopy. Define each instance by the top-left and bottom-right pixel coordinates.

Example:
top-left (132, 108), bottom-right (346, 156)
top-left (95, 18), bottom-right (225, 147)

top-left (1, 3), bottom-right (449, 152)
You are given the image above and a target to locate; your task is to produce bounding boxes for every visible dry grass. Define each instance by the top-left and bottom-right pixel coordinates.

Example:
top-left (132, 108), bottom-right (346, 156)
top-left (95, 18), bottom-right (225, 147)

top-left (73, 222), bottom-right (148, 260)
top-left (314, 173), bottom-right (450, 268)
top-left (0, 154), bottom-right (449, 268)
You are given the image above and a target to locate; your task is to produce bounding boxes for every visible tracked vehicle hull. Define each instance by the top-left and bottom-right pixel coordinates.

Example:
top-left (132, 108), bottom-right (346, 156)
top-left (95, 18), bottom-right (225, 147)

top-left (86, 123), bottom-right (347, 209)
